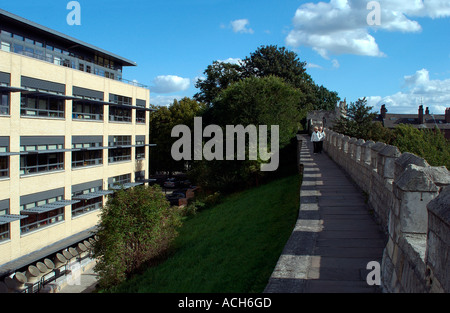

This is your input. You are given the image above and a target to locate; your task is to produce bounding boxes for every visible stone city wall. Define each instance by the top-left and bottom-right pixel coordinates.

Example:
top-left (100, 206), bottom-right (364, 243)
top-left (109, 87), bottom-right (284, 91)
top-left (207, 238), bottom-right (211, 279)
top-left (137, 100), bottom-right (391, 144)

top-left (321, 128), bottom-right (450, 293)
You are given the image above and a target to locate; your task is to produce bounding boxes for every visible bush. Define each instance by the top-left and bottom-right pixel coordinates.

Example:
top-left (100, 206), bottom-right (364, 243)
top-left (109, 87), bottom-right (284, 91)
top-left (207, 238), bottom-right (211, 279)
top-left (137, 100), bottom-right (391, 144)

top-left (392, 124), bottom-right (449, 169)
top-left (93, 185), bottom-right (182, 290)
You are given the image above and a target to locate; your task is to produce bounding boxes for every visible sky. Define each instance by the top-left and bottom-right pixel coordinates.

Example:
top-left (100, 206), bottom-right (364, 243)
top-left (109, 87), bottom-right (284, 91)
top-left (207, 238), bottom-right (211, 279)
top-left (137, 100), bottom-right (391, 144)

top-left (1, 0), bottom-right (450, 115)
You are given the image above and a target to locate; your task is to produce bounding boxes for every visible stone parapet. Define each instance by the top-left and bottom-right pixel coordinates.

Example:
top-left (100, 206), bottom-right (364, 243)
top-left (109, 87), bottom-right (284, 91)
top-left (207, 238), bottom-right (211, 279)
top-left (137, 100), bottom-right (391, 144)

top-left (322, 128), bottom-right (450, 293)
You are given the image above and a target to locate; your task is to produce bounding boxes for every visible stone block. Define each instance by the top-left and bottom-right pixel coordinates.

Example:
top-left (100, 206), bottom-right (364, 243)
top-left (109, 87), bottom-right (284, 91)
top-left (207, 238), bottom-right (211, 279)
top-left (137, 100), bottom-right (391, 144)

top-left (394, 164), bottom-right (439, 193)
top-left (370, 142), bottom-right (386, 170)
top-left (394, 152), bottom-right (429, 181)
top-left (378, 145), bottom-right (401, 179)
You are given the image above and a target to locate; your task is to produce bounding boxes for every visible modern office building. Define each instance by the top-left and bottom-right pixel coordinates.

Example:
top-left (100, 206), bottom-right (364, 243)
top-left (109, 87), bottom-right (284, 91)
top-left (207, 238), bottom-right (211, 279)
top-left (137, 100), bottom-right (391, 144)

top-left (0, 9), bottom-right (152, 280)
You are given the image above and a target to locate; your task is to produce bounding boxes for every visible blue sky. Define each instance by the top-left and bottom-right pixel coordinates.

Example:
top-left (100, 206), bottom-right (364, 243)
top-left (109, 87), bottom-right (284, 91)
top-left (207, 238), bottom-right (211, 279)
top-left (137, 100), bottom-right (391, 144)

top-left (2, 0), bottom-right (450, 114)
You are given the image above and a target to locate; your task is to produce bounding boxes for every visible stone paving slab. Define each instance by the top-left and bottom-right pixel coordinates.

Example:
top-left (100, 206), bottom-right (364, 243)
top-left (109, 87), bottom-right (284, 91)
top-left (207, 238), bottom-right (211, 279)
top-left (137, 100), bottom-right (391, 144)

top-left (265, 135), bottom-right (386, 293)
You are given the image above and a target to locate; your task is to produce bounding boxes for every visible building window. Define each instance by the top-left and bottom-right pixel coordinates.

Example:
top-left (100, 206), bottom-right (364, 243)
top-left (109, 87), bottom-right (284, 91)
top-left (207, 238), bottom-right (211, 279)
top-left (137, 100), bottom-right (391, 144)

top-left (109, 148), bottom-right (131, 163)
top-left (0, 206), bottom-right (10, 241)
top-left (20, 194), bottom-right (64, 234)
top-left (108, 136), bottom-right (131, 163)
top-left (0, 92), bottom-right (9, 115)
top-left (1, 41), bottom-right (11, 52)
top-left (72, 150), bottom-right (103, 168)
top-left (0, 155), bottom-right (8, 178)
top-left (72, 101), bottom-right (104, 121)
top-left (20, 208), bottom-right (64, 234)
top-left (109, 94), bottom-right (132, 106)
top-left (109, 106), bottom-right (132, 123)
top-left (21, 95), bottom-right (65, 118)
top-left (71, 187), bottom-right (103, 217)
top-left (136, 110), bottom-right (146, 124)
top-left (20, 143), bottom-right (65, 175)
top-left (109, 174), bottom-right (131, 189)
top-left (0, 223), bottom-right (9, 241)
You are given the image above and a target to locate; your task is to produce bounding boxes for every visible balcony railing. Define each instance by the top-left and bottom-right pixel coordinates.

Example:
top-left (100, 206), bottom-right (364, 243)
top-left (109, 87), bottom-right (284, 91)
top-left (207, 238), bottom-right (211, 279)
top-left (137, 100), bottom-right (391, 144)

top-left (9, 49), bottom-right (148, 89)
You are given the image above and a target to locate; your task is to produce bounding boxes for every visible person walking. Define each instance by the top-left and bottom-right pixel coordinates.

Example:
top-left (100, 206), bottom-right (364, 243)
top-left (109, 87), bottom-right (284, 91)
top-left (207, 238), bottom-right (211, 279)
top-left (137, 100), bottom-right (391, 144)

top-left (318, 127), bottom-right (325, 154)
top-left (311, 127), bottom-right (320, 154)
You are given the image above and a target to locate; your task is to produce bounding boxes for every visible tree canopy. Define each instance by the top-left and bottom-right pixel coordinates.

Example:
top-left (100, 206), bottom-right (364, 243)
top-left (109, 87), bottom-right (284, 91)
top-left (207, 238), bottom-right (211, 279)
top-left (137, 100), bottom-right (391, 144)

top-left (194, 45), bottom-right (339, 111)
top-left (93, 185), bottom-right (182, 289)
top-left (149, 97), bottom-right (205, 175)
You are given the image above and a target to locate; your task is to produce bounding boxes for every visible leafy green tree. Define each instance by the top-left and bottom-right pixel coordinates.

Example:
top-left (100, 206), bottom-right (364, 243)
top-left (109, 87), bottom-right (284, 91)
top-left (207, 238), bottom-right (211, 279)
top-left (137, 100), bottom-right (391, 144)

top-left (93, 185), bottom-right (182, 289)
top-left (189, 76), bottom-right (304, 193)
top-left (332, 97), bottom-right (378, 140)
top-left (392, 124), bottom-right (449, 169)
top-left (149, 97), bottom-right (206, 175)
top-left (241, 45), bottom-right (312, 89)
top-left (313, 84), bottom-right (341, 111)
top-left (193, 61), bottom-right (242, 106)
top-left (194, 45), bottom-right (339, 113)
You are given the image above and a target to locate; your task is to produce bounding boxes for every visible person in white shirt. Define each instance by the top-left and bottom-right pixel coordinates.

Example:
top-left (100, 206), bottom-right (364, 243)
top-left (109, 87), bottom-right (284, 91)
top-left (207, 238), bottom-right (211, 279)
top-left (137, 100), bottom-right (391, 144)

top-left (318, 127), bottom-right (325, 154)
top-left (311, 127), bottom-right (321, 154)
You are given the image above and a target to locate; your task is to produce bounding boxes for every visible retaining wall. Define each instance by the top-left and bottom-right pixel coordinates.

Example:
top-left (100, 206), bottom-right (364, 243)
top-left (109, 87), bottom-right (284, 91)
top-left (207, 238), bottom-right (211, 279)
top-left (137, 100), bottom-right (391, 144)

top-left (321, 128), bottom-right (449, 293)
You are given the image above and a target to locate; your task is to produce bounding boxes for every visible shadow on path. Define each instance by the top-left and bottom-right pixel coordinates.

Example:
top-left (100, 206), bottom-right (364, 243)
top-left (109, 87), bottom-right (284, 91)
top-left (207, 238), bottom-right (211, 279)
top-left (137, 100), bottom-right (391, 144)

top-left (265, 135), bottom-right (386, 293)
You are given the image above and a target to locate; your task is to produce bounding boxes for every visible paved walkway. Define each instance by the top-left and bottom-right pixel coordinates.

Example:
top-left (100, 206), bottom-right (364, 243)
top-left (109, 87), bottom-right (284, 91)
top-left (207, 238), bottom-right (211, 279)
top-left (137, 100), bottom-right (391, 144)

top-left (265, 135), bottom-right (386, 293)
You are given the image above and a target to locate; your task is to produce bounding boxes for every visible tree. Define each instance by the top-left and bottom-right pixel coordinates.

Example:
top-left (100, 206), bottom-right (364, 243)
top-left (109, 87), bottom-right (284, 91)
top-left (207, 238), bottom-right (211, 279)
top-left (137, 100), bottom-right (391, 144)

top-left (313, 84), bottom-right (341, 111)
top-left (93, 185), bottom-right (182, 289)
top-left (332, 97), bottom-right (378, 140)
top-left (392, 124), bottom-right (449, 169)
top-left (149, 97), bottom-right (206, 175)
top-left (193, 61), bottom-right (242, 106)
top-left (189, 76), bottom-right (304, 193)
top-left (241, 45), bottom-right (312, 90)
top-left (194, 45), bottom-right (339, 113)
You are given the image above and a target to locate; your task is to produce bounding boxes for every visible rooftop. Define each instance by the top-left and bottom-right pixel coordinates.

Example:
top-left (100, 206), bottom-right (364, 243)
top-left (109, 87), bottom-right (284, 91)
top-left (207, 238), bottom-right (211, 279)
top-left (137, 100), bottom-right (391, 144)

top-left (0, 8), bottom-right (136, 67)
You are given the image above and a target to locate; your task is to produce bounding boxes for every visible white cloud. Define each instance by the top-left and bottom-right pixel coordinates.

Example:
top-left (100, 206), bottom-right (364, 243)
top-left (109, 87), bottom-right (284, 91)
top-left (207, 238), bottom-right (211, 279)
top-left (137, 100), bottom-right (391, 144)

top-left (218, 57), bottom-right (243, 65)
top-left (286, 0), bottom-right (450, 58)
top-left (230, 19), bottom-right (254, 34)
top-left (367, 69), bottom-right (450, 114)
top-left (306, 62), bottom-right (323, 69)
top-left (150, 95), bottom-right (184, 107)
top-left (151, 75), bottom-right (190, 94)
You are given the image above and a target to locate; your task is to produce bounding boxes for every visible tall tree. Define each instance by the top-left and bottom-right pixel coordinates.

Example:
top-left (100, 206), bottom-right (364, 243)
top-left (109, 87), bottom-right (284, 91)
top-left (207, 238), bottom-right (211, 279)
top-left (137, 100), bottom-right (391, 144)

top-left (190, 76), bottom-right (304, 193)
top-left (149, 97), bottom-right (205, 175)
top-left (241, 45), bottom-right (313, 90)
top-left (193, 61), bottom-right (242, 106)
top-left (332, 97), bottom-right (377, 140)
top-left (194, 45), bottom-right (339, 113)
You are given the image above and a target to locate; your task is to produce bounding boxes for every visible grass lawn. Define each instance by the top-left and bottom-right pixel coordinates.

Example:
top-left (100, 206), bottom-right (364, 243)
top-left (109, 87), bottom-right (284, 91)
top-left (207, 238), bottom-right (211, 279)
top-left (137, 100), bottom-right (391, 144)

top-left (111, 173), bottom-right (301, 293)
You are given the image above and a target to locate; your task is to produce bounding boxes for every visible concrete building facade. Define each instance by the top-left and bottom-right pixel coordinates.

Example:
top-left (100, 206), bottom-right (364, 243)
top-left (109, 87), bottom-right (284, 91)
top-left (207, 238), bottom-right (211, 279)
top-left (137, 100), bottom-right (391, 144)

top-left (0, 9), bottom-right (152, 280)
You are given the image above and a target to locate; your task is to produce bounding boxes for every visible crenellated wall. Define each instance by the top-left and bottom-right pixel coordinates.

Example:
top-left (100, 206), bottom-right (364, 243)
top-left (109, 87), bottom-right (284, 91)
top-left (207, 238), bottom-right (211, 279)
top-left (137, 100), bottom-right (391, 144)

top-left (322, 128), bottom-right (450, 293)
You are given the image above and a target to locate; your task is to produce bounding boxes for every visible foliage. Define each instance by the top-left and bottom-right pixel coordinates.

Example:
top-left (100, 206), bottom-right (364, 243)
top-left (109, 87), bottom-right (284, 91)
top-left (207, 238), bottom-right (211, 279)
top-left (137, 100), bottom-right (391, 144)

top-left (313, 84), bottom-right (341, 111)
top-left (332, 97), bottom-right (378, 140)
top-left (194, 45), bottom-right (339, 112)
top-left (193, 61), bottom-right (242, 106)
top-left (189, 76), bottom-right (304, 193)
top-left (149, 97), bottom-right (206, 175)
top-left (391, 124), bottom-right (449, 169)
top-left (109, 172), bottom-right (301, 293)
top-left (331, 98), bottom-right (449, 169)
top-left (93, 185), bottom-right (182, 289)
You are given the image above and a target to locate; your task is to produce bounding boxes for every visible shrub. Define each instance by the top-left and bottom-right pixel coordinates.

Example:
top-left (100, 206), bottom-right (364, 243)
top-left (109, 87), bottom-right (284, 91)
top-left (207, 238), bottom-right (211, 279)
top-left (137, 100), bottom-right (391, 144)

top-left (93, 185), bottom-right (182, 289)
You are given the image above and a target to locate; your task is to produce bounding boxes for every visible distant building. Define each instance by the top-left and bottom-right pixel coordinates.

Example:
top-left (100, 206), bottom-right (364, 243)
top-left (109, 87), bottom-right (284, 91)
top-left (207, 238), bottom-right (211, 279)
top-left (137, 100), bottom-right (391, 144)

top-left (307, 98), bottom-right (347, 133)
top-left (377, 104), bottom-right (450, 139)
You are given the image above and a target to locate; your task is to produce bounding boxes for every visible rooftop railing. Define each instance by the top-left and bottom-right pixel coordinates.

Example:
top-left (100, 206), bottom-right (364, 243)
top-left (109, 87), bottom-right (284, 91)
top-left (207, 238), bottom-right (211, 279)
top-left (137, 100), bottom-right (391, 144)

top-left (7, 49), bottom-right (149, 89)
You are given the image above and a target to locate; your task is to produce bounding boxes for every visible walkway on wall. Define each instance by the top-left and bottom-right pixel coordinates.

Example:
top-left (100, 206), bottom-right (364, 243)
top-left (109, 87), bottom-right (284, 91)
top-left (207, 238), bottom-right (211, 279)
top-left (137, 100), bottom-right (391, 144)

top-left (265, 135), bottom-right (386, 293)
